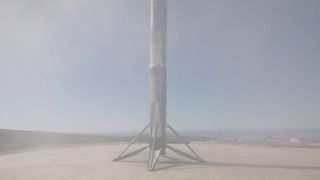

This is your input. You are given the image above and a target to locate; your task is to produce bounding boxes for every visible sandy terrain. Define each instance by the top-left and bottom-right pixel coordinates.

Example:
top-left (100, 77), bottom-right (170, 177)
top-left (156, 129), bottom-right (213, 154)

top-left (0, 142), bottom-right (320, 180)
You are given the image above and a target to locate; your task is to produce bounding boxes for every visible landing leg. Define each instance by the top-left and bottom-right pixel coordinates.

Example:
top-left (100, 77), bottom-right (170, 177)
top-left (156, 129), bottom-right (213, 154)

top-left (113, 124), bottom-right (205, 171)
top-left (167, 124), bottom-right (204, 162)
top-left (113, 124), bottom-right (149, 161)
top-left (148, 124), bottom-right (162, 171)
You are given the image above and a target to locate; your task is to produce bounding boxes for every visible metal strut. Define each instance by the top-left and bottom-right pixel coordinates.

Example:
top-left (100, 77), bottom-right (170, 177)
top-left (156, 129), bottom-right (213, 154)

top-left (113, 124), bottom-right (204, 171)
top-left (148, 123), bottom-right (162, 171)
top-left (167, 125), bottom-right (204, 162)
top-left (113, 124), bottom-right (149, 161)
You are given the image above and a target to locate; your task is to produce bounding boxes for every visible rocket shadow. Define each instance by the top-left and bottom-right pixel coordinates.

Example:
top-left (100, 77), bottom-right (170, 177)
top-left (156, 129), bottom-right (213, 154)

top-left (118, 158), bottom-right (320, 172)
top-left (155, 160), bottom-right (320, 171)
top-left (113, 142), bottom-right (320, 171)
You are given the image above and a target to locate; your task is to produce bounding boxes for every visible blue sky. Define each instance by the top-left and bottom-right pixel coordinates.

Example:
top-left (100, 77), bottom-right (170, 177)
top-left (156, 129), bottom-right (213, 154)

top-left (0, 0), bottom-right (320, 133)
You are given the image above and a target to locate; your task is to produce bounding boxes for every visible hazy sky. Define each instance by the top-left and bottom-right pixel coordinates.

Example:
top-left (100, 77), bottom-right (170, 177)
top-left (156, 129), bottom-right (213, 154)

top-left (1, 0), bottom-right (320, 133)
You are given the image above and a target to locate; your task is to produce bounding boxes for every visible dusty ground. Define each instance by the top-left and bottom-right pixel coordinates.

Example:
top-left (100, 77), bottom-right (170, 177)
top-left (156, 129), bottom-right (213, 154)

top-left (0, 142), bottom-right (320, 180)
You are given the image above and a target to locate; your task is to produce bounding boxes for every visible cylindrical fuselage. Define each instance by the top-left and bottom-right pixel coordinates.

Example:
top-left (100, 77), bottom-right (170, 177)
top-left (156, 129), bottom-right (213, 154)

top-left (149, 0), bottom-right (167, 151)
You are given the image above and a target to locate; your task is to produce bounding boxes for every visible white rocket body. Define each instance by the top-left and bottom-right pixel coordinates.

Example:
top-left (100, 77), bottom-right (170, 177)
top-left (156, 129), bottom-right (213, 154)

top-left (149, 0), bottom-right (167, 152)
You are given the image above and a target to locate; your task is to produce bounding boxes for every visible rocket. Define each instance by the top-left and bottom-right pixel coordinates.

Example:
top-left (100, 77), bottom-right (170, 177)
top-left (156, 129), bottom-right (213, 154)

top-left (113, 0), bottom-right (203, 171)
top-left (149, 0), bottom-right (167, 155)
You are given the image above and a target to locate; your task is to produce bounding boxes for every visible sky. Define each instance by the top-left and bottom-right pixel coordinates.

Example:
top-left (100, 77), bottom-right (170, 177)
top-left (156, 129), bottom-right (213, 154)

top-left (0, 0), bottom-right (320, 133)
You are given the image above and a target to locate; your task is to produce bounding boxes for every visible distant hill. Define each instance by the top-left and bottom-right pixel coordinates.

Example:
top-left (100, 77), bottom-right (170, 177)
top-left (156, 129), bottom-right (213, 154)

top-left (0, 129), bottom-right (129, 152)
top-left (0, 129), bottom-right (211, 153)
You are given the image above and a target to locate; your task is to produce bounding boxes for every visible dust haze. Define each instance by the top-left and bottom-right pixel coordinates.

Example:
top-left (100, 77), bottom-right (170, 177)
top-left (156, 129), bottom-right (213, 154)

top-left (1, 0), bottom-right (320, 179)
